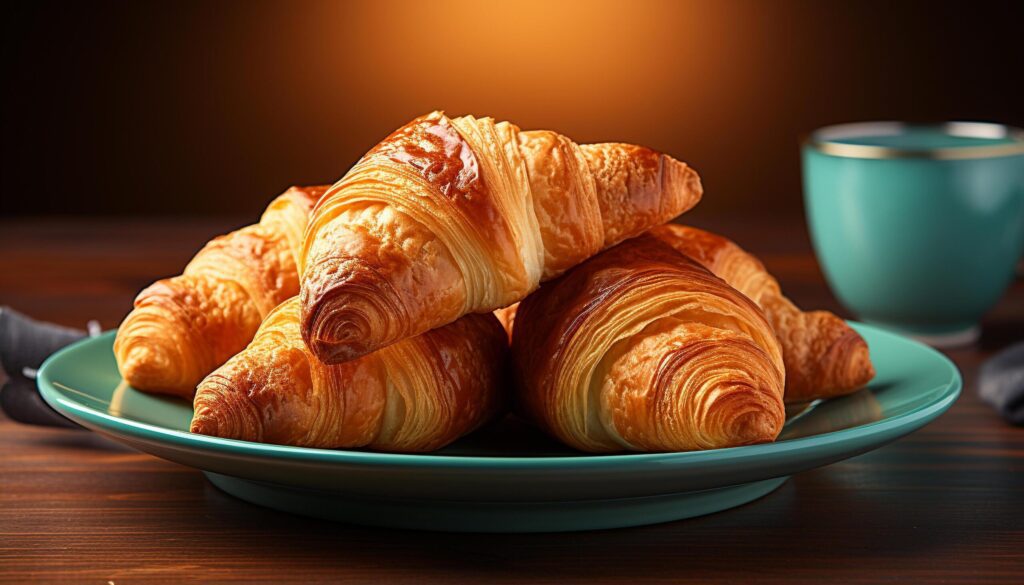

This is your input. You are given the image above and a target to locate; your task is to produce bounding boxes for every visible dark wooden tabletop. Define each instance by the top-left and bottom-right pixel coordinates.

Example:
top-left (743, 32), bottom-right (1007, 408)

top-left (1, 215), bottom-right (1022, 584)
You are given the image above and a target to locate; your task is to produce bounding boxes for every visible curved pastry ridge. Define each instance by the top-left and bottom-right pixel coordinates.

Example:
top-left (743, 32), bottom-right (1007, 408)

top-left (450, 115), bottom-right (544, 293)
top-left (518, 130), bottom-right (603, 279)
top-left (598, 319), bottom-right (782, 451)
top-left (511, 234), bottom-right (785, 453)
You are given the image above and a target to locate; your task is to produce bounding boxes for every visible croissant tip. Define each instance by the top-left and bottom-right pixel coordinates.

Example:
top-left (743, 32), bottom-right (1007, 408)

top-left (300, 304), bottom-right (371, 364)
top-left (191, 373), bottom-right (269, 443)
top-left (299, 288), bottom-right (345, 364)
top-left (116, 344), bottom-right (195, 399)
top-left (299, 265), bottom-right (404, 365)
top-left (730, 410), bottom-right (783, 445)
top-left (833, 329), bottom-right (876, 390)
top-left (660, 155), bottom-right (703, 210)
top-left (189, 415), bottom-right (216, 436)
top-left (850, 339), bottom-right (877, 386)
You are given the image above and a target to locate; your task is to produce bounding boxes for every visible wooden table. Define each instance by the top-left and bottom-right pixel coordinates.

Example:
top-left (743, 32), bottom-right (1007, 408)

top-left (1, 216), bottom-right (1022, 584)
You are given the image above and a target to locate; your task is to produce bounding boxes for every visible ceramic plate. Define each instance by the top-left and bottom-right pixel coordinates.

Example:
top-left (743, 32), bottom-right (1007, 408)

top-left (38, 323), bottom-right (960, 532)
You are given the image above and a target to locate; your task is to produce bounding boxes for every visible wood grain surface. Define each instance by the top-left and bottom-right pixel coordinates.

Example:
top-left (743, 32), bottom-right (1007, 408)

top-left (1, 216), bottom-right (1022, 584)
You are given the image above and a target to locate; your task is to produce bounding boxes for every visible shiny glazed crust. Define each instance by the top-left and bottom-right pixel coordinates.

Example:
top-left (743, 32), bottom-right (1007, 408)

top-left (300, 111), bottom-right (702, 364)
top-left (190, 298), bottom-right (508, 453)
top-left (511, 235), bottom-right (785, 453)
top-left (650, 225), bottom-right (875, 402)
top-left (113, 186), bottom-right (329, 398)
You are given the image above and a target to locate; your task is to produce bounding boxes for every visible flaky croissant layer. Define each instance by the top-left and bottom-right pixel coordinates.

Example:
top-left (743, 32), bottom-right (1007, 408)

top-left (190, 298), bottom-right (508, 453)
top-left (511, 235), bottom-right (786, 453)
top-left (300, 111), bottom-right (703, 365)
top-left (649, 225), bottom-right (875, 402)
top-left (114, 186), bottom-right (327, 398)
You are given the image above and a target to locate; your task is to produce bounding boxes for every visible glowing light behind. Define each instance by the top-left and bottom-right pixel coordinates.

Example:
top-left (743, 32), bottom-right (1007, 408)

top-left (8, 1), bottom-right (1016, 217)
top-left (245, 0), bottom-right (775, 214)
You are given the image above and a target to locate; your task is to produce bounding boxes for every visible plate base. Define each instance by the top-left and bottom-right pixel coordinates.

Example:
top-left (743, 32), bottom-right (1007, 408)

top-left (205, 472), bottom-right (788, 533)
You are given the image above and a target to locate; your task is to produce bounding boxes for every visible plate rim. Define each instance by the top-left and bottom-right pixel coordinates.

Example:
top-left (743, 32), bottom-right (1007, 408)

top-left (38, 323), bottom-right (962, 471)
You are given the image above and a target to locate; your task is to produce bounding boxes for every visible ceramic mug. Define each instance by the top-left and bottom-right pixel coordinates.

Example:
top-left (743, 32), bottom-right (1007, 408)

top-left (803, 122), bottom-right (1024, 347)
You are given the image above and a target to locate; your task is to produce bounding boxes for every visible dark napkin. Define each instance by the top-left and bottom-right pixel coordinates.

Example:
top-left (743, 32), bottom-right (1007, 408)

top-left (0, 306), bottom-right (86, 428)
top-left (979, 341), bottom-right (1024, 426)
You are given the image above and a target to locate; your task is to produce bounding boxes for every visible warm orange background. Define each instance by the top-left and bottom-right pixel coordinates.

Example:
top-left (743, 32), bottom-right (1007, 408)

top-left (3, 0), bottom-right (1022, 218)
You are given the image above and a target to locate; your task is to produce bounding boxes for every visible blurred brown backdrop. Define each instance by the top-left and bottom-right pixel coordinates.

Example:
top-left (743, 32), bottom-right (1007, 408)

top-left (2, 0), bottom-right (1022, 220)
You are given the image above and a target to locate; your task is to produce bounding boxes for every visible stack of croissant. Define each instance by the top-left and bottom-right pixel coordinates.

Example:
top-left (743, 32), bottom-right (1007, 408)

top-left (114, 112), bottom-right (875, 454)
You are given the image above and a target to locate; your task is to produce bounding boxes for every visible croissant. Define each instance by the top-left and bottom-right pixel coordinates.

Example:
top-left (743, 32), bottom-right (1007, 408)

top-left (510, 234), bottom-right (786, 453)
top-left (190, 298), bottom-right (507, 453)
top-left (300, 111), bottom-right (703, 364)
top-left (114, 185), bottom-right (328, 398)
top-left (649, 225), bottom-right (875, 402)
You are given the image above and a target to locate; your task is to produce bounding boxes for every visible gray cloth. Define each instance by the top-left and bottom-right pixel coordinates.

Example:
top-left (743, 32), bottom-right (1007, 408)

top-left (979, 341), bottom-right (1024, 426)
top-left (0, 307), bottom-right (85, 428)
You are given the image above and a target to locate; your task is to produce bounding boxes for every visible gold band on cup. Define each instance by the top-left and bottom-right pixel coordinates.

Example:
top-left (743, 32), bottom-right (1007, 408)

top-left (806, 122), bottom-right (1024, 160)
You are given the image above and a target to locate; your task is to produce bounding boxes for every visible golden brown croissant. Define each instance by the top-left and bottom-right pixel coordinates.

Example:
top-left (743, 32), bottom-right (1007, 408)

top-left (300, 111), bottom-right (703, 364)
top-left (191, 298), bottom-right (507, 453)
top-left (649, 225), bottom-right (875, 402)
top-left (510, 234), bottom-right (786, 453)
top-left (114, 185), bottom-right (329, 398)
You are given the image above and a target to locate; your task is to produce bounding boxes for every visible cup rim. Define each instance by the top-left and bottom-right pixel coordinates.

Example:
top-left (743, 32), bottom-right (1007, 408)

top-left (804, 121), bottom-right (1024, 160)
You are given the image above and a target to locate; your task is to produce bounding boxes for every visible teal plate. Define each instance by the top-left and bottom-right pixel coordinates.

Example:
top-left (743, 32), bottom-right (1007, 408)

top-left (38, 323), bottom-right (960, 532)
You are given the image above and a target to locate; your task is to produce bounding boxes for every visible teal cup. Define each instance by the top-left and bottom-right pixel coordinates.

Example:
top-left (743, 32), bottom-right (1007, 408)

top-left (803, 122), bottom-right (1024, 347)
